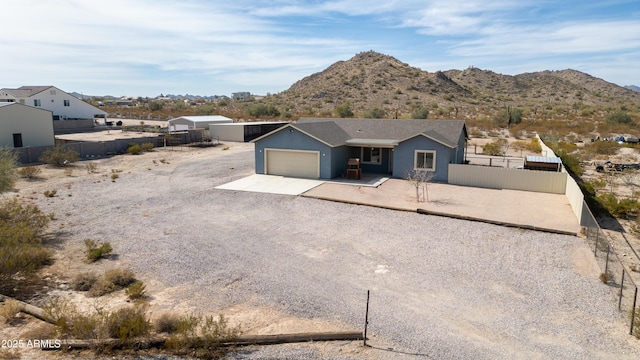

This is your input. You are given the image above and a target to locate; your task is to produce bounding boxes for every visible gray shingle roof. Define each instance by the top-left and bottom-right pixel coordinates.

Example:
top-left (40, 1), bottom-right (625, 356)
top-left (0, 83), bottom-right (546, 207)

top-left (295, 118), bottom-right (467, 148)
top-left (2, 86), bottom-right (53, 97)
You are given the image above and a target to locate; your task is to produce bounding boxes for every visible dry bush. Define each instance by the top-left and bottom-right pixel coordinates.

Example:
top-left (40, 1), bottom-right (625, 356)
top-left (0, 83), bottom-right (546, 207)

top-left (165, 314), bottom-right (240, 359)
top-left (0, 299), bottom-right (23, 325)
top-left (17, 166), bottom-right (42, 179)
top-left (72, 272), bottom-right (98, 291)
top-left (105, 305), bottom-right (150, 342)
top-left (155, 312), bottom-right (181, 333)
top-left (0, 198), bottom-right (53, 295)
top-left (85, 163), bottom-right (98, 174)
top-left (88, 268), bottom-right (136, 297)
top-left (43, 189), bottom-right (57, 197)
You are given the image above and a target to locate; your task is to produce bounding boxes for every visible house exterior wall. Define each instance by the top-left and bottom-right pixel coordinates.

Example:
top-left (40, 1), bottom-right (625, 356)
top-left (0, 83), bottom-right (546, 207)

top-left (0, 87), bottom-right (106, 120)
top-left (254, 127), bottom-right (335, 178)
top-left (393, 136), bottom-right (454, 182)
top-left (0, 104), bottom-right (54, 147)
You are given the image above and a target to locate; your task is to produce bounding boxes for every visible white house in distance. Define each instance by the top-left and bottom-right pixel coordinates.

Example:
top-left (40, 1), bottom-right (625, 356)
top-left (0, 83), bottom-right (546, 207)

top-left (0, 86), bottom-right (107, 120)
top-left (0, 102), bottom-right (55, 148)
top-left (167, 115), bottom-right (233, 132)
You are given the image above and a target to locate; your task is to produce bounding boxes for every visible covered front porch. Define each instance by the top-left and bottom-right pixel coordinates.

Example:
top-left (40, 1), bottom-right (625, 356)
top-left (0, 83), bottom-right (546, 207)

top-left (343, 138), bottom-right (397, 176)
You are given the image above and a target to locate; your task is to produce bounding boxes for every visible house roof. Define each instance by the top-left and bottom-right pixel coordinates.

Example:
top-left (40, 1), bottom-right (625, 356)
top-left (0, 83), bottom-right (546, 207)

top-left (168, 115), bottom-right (233, 123)
top-left (2, 86), bottom-right (53, 97)
top-left (525, 156), bottom-right (562, 164)
top-left (291, 118), bottom-right (468, 148)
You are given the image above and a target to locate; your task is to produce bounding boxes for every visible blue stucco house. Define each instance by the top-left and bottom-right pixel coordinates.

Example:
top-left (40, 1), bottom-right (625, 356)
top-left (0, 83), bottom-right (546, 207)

top-left (251, 118), bottom-right (468, 182)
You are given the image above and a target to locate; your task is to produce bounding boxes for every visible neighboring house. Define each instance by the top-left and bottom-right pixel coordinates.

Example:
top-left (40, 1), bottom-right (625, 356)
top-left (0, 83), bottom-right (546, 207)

top-left (252, 118), bottom-right (468, 181)
top-left (0, 102), bottom-right (55, 148)
top-left (167, 115), bottom-right (233, 132)
top-left (0, 86), bottom-right (107, 120)
top-left (232, 92), bottom-right (251, 101)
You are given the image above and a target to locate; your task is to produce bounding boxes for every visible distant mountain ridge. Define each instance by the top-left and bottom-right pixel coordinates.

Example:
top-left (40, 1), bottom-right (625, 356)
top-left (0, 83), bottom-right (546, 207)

top-left (267, 51), bottom-right (640, 119)
top-left (626, 85), bottom-right (640, 92)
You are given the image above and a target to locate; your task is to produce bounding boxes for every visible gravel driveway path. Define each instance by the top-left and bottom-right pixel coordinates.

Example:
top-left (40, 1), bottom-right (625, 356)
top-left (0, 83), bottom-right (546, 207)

top-left (27, 144), bottom-right (640, 359)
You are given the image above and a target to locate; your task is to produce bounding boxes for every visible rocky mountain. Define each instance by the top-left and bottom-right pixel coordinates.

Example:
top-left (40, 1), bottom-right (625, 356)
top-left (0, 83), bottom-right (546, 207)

top-left (626, 85), bottom-right (640, 92)
top-left (266, 51), bottom-right (640, 121)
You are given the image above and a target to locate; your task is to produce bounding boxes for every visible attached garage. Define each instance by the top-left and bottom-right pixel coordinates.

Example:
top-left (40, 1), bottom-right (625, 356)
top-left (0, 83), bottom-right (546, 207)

top-left (265, 149), bottom-right (320, 179)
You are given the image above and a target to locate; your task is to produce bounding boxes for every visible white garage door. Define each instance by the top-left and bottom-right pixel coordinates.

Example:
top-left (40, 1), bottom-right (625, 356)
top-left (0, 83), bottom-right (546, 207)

top-left (265, 149), bottom-right (320, 179)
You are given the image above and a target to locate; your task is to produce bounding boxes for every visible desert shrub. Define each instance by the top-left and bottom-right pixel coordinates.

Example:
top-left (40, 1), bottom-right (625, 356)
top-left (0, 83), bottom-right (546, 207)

top-left (585, 141), bottom-right (619, 155)
top-left (104, 268), bottom-right (136, 287)
top-left (606, 110), bottom-right (633, 124)
top-left (0, 147), bottom-right (18, 193)
top-left (72, 272), bottom-right (98, 291)
top-left (597, 193), bottom-right (640, 219)
top-left (17, 166), bottom-right (42, 179)
top-left (88, 268), bottom-right (136, 297)
top-left (165, 314), bottom-right (240, 359)
top-left (411, 107), bottom-right (429, 119)
top-left (0, 299), bottom-right (23, 325)
top-left (140, 142), bottom-right (154, 152)
top-left (105, 305), bottom-right (150, 342)
top-left (525, 138), bottom-right (542, 153)
top-left (334, 102), bottom-right (353, 118)
top-left (363, 107), bottom-right (385, 118)
top-left (45, 298), bottom-right (150, 343)
top-left (84, 239), bottom-right (113, 262)
top-left (482, 138), bottom-right (508, 156)
top-left (155, 312), bottom-right (181, 333)
top-left (85, 163), bottom-right (98, 174)
top-left (43, 189), bottom-right (57, 197)
top-left (39, 145), bottom-right (79, 167)
top-left (128, 144), bottom-right (142, 155)
top-left (125, 281), bottom-right (147, 301)
top-left (0, 198), bottom-right (53, 294)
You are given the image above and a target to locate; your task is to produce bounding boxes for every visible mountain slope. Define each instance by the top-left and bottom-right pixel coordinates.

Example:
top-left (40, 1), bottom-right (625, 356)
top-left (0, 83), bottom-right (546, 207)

top-left (267, 51), bottom-right (640, 120)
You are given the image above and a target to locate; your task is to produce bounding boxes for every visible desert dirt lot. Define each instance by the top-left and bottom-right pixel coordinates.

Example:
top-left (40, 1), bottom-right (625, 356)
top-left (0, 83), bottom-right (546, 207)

top-left (4, 141), bottom-right (640, 359)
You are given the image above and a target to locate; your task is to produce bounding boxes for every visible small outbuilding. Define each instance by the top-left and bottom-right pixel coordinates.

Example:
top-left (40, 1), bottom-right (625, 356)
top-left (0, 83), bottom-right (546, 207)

top-left (167, 115), bottom-right (233, 132)
top-left (209, 121), bottom-right (288, 142)
top-left (524, 156), bottom-right (563, 172)
top-left (0, 102), bottom-right (55, 148)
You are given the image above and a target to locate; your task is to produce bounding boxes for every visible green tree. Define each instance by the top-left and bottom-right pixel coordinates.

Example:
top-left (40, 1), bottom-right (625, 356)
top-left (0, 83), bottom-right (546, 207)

top-left (0, 147), bottom-right (17, 193)
top-left (334, 102), bottom-right (354, 117)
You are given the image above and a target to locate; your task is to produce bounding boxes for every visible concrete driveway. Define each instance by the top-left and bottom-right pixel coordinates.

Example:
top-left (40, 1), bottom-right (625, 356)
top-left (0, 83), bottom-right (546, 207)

top-left (215, 174), bottom-right (324, 195)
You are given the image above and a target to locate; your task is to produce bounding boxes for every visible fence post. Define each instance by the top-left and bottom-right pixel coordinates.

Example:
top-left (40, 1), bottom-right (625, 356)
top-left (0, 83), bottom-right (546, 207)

top-left (594, 230), bottom-right (599, 256)
top-left (619, 270), bottom-right (625, 311)
top-left (364, 290), bottom-right (370, 347)
top-left (605, 245), bottom-right (610, 276)
top-left (630, 286), bottom-right (638, 335)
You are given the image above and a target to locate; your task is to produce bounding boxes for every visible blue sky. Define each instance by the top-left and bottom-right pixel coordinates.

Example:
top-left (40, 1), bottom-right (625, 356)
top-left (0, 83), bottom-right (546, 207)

top-left (2, 1), bottom-right (639, 97)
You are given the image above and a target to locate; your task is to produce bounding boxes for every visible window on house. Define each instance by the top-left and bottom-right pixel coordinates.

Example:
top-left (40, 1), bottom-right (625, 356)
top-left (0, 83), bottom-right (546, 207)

top-left (13, 133), bottom-right (23, 148)
top-left (63, 99), bottom-right (70, 106)
top-left (361, 147), bottom-right (381, 164)
top-left (414, 150), bottom-right (436, 171)
top-left (33, 99), bottom-right (41, 106)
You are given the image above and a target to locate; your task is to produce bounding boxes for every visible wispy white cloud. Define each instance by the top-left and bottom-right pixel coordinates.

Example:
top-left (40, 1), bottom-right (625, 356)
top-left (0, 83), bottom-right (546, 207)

top-left (0, 0), bottom-right (638, 95)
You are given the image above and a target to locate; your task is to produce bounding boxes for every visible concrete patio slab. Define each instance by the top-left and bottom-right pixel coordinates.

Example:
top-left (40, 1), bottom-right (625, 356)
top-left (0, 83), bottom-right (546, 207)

top-left (215, 174), bottom-right (324, 195)
top-left (302, 179), bottom-right (581, 235)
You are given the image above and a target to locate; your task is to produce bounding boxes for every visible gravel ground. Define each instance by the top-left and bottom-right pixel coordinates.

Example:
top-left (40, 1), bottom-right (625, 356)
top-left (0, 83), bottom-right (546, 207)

top-left (20, 143), bottom-right (640, 359)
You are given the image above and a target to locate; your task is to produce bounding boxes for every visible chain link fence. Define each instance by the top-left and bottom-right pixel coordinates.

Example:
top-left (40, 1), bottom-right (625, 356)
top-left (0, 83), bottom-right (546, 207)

top-left (582, 202), bottom-right (639, 335)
